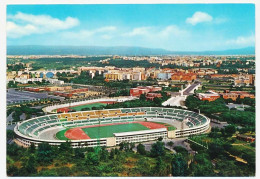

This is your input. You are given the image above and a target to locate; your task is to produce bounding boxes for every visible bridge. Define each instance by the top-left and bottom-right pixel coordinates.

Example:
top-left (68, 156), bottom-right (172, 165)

top-left (27, 69), bottom-right (77, 77)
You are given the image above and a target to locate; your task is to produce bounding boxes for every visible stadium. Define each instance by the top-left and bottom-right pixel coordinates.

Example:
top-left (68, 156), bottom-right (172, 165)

top-left (14, 107), bottom-right (210, 148)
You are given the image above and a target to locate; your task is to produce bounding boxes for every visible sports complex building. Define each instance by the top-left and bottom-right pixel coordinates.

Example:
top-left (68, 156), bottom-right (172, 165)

top-left (14, 107), bottom-right (210, 148)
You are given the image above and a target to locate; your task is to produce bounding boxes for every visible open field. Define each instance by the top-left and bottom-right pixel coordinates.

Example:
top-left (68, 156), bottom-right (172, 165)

top-left (82, 123), bottom-right (149, 138)
top-left (69, 102), bottom-right (106, 111)
top-left (55, 121), bottom-right (170, 140)
top-left (56, 128), bottom-right (70, 140)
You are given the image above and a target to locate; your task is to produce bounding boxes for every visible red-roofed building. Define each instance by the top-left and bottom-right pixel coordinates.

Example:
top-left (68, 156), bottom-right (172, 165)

top-left (130, 86), bottom-right (162, 97)
top-left (221, 91), bottom-right (255, 101)
top-left (197, 90), bottom-right (220, 102)
top-left (171, 72), bottom-right (196, 82)
top-left (146, 93), bottom-right (162, 101)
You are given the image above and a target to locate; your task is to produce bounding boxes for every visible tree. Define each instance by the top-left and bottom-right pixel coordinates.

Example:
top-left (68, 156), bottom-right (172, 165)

top-left (37, 142), bottom-right (53, 164)
top-left (208, 141), bottom-right (224, 159)
top-left (23, 155), bottom-right (37, 174)
top-left (29, 143), bottom-right (36, 153)
top-left (171, 154), bottom-right (188, 176)
top-left (167, 141), bottom-right (174, 147)
top-left (173, 146), bottom-right (188, 157)
top-left (153, 97), bottom-right (162, 105)
top-left (224, 125), bottom-right (236, 137)
top-left (190, 153), bottom-right (214, 176)
top-left (86, 152), bottom-right (99, 166)
top-left (37, 169), bottom-right (57, 176)
top-left (109, 148), bottom-right (115, 159)
top-left (154, 157), bottom-right (168, 176)
top-left (59, 140), bottom-right (72, 153)
top-left (137, 143), bottom-right (146, 155)
top-left (150, 141), bottom-right (165, 157)
top-left (158, 137), bottom-right (163, 141)
top-left (74, 148), bottom-right (85, 159)
top-left (242, 153), bottom-right (255, 171)
top-left (100, 148), bottom-right (109, 162)
top-left (7, 81), bottom-right (17, 88)
top-left (135, 158), bottom-right (152, 176)
top-left (119, 142), bottom-right (125, 151)
top-left (140, 94), bottom-right (146, 101)
top-left (7, 130), bottom-right (15, 141)
top-left (130, 143), bottom-right (135, 151)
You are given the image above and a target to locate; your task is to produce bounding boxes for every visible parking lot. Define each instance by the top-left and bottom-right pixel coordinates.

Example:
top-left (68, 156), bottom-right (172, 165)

top-left (7, 88), bottom-right (49, 104)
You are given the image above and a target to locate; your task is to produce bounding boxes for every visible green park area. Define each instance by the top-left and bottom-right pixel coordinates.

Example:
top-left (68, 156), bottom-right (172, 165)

top-left (82, 123), bottom-right (149, 138)
top-left (69, 103), bottom-right (106, 111)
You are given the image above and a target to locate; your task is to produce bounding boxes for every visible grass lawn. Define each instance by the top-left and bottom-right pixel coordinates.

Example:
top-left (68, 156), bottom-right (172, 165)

top-left (167, 126), bottom-right (176, 131)
top-left (56, 128), bottom-right (70, 140)
top-left (82, 123), bottom-right (149, 138)
top-left (69, 103), bottom-right (106, 111)
top-left (151, 121), bottom-right (176, 131)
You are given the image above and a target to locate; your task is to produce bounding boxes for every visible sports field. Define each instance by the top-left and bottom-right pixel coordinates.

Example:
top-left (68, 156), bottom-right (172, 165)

top-left (56, 128), bottom-right (70, 140)
top-left (69, 103), bottom-right (106, 111)
top-left (82, 123), bottom-right (149, 138)
top-left (55, 121), bottom-right (170, 140)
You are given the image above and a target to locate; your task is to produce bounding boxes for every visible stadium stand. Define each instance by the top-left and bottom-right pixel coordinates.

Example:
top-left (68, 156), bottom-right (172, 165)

top-left (15, 107), bottom-right (210, 148)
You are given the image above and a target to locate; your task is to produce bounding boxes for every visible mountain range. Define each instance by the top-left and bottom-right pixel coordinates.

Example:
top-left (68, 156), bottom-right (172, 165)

top-left (7, 45), bottom-right (255, 56)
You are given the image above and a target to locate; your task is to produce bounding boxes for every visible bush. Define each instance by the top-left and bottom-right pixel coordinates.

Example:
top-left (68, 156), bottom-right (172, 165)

top-left (137, 143), bottom-right (146, 155)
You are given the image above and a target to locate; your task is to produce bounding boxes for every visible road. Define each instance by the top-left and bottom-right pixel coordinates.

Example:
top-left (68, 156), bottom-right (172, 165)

top-left (163, 82), bottom-right (201, 107)
top-left (162, 95), bottom-right (186, 107)
top-left (137, 137), bottom-right (195, 155)
top-left (183, 82), bottom-right (201, 95)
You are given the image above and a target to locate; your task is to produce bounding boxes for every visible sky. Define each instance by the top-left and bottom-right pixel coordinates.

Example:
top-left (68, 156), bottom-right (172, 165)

top-left (6, 4), bottom-right (255, 51)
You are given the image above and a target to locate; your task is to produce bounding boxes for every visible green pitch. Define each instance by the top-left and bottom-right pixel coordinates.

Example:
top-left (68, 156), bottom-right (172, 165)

top-left (69, 103), bottom-right (106, 111)
top-left (56, 128), bottom-right (70, 140)
top-left (82, 123), bottom-right (149, 138)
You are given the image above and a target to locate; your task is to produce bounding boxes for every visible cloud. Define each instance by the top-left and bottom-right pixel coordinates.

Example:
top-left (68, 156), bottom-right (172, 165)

top-left (226, 35), bottom-right (255, 46)
top-left (62, 30), bottom-right (94, 39)
top-left (186, 11), bottom-right (213, 25)
top-left (214, 17), bottom-right (228, 24)
top-left (7, 12), bottom-right (79, 38)
top-left (158, 25), bottom-right (187, 37)
top-left (60, 26), bottom-right (117, 40)
top-left (123, 27), bottom-right (152, 37)
top-left (7, 21), bottom-right (38, 38)
top-left (123, 25), bottom-right (188, 38)
top-left (101, 35), bottom-right (113, 40)
top-left (96, 26), bottom-right (117, 33)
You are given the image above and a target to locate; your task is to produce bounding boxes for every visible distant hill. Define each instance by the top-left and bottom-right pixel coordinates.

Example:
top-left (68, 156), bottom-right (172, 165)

top-left (7, 45), bottom-right (255, 56)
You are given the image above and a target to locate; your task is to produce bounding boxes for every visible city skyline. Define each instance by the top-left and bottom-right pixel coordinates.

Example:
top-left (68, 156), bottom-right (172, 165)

top-left (7, 4), bottom-right (255, 51)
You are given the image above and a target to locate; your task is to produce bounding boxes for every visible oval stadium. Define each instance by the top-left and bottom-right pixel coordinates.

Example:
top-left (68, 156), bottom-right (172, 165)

top-left (14, 107), bottom-right (210, 148)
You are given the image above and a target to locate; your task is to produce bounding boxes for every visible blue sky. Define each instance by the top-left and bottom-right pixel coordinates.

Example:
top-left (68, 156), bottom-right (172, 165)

top-left (7, 4), bottom-right (255, 51)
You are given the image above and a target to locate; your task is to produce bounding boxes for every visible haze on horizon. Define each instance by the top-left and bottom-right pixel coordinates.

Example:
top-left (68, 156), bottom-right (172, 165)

top-left (7, 4), bottom-right (255, 52)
